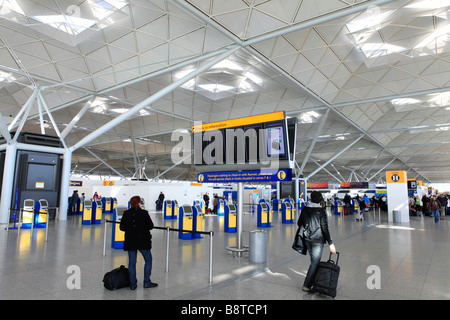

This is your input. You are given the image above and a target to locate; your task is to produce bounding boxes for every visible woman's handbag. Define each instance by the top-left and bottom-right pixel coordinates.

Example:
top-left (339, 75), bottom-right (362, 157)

top-left (292, 228), bottom-right (307, 255)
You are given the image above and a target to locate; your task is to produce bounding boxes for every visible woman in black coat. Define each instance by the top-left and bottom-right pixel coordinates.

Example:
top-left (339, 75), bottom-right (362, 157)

top-left (297, 191), bottom-right (336, 292)
top-left (120, 196), bottom-right (158, 290)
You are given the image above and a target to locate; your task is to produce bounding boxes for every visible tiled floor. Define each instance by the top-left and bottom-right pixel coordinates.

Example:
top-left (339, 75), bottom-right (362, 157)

top-left (0, 207), bottom-right (449, 300)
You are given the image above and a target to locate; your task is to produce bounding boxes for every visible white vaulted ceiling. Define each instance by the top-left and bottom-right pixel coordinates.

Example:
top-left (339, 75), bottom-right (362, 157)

top-left (0, 0), bottom-right (449, 184)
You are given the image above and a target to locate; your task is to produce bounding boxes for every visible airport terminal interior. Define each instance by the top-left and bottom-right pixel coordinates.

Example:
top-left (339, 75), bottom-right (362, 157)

top-left (0, 0), bottom-right (450, 301)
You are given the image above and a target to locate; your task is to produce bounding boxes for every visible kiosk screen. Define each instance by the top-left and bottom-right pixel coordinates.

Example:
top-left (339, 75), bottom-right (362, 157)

top-left (24, 200), bottom-right (34, 207)
top-left (260, 203), bottom-right (267, 210)
top-left (228, 204), bottom-right (236, 211)
top-left (183, 206), bottom-right (192, 214)
top-left (85, 200), bottom-right (92, 207)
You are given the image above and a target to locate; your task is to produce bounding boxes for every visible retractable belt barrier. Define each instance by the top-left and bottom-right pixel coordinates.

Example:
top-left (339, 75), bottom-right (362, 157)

top-left (104, 220), bottom-right (215, 283)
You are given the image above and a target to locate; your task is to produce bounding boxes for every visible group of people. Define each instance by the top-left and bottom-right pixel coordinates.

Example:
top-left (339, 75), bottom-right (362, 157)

top-left (203, 192), bottom-right (226, 214)
top-left (120, 190), bottom-right (335, 294)
top-left (410, 194), bottom-right (448, 223)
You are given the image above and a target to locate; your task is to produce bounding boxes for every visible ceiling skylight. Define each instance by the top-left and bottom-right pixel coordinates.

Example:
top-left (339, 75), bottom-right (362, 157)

top-left (174, 58), bottom-right (266, 100)
top-left (391, 91), bottom-right (450, 112)
top-left (345, 2), bottom-right (450, 67)
top-left (0, 0), bottom-right (129, 46)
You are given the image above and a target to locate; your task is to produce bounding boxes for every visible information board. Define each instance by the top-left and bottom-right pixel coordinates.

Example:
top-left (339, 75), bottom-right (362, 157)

top-left (197, 169), bottom-right (292, 183)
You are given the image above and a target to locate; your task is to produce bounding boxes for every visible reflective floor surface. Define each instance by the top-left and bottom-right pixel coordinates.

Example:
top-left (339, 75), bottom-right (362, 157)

top-left (0, 207), bottom-right (449, 300)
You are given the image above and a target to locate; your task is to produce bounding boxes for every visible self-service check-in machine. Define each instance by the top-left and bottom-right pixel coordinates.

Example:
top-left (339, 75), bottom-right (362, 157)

top-left (218, 199), bottom-right (225, 216)
top-left (257, 202), bottom-right (272, 228)
top-left (271, 198), bottom-right (281, 212)
top-left (92, 199), bottom-right (103, 224)
top-left (352, 199), bottom-right (359, 213)
top-left (77, 197), bottom-right (84, 215)
top-left (281, 201), bottom-right (294, 224)
top-left (298, 198), bottom-right (306, 210)
top-left (164, 200), bottom-right (173, 219)
top-left (34, 199), bottom-right (48, 228)
top-left (102, 197), bottom-right (112, 214)
top-left (224, 203), bottom-right (237, 233)
top-left (334, 199), bottom-right (344, 215)
top-left (172, 200), bottom-right (179, 219)
top-left (111, 206), bottom-right (126, 249)
top-left (112, 198), bottom-right (118, 211)
top-left (192, 204), bottom-right (204, 239)
top-left (82, 199), bottom-right (92, 225)
top-left (22, 199), bottom-right (35, 229)
top-left (178, 205), bottom-right (194, 240)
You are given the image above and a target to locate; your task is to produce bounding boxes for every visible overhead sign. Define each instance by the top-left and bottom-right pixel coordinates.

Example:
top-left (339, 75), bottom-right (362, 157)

top-left (191, 111), bottom-right (285, 133)
top-left (386, 170), bottom-right (406, 184)
top-left (197, 169), bottom-right (292, 183)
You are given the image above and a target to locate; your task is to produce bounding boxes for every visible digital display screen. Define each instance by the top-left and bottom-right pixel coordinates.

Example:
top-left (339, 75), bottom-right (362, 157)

top-left (183, 206), bottom-right (192, 214)
top-left (266, 125), bottom-right (286, 157)
top-left (228, 204), bottom-right (236, 211)
top-left (40, 200), bottom-right (48, 207)
top-left (24, 200), bottom-right (34, 207)
top-left (85, 200), bottom-right (92, 206)
top-left (261, 203), bottom-right (267, 210)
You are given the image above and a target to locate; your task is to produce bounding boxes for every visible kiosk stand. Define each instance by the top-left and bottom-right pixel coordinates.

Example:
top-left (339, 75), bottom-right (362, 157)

top-left (257, 203), bottom-right (272, 228)
top-left (102, 197), bottom-right (112, 214)
top-left (92, 199), bottom-right (102, 224)
top-left (22, 199), bottom-right (35, 229)
top-left (111, 206), bottom-right (125, 249)
top-left (82, 200), bottom-right (92, 225)
top-left (171, 200), bottom-right (179, 220)
top-left (193, 204), bottom-right (204, 239)
top-left (224, 203), bottom-right (237, 233)
top-left (178, 205), bottom-right (194, 240)
top-left (34, 199), bottom-right (48, 228)
top-left (164, 200), bottom-right (173, 219)
top-left (281, 201), bottom-right (294, 224)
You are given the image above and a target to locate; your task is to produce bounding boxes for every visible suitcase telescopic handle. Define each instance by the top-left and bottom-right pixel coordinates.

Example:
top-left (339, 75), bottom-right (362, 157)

top-left (328, 252), bottom-right (339, 265)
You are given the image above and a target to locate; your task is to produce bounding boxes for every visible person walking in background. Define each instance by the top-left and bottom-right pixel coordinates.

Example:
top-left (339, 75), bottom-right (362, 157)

top-left (120, 196), bottom-right (158, 290)
top-left (430, 195), bottom-right (441, 223)
top-left (297, 191), bottom-right (336, 292)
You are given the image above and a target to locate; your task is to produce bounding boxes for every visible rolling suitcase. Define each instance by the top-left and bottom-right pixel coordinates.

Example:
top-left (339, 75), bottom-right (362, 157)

top-left (313, 252), bottom-right (340, 298)
top-left (103, 265), bottom-right (130, 290)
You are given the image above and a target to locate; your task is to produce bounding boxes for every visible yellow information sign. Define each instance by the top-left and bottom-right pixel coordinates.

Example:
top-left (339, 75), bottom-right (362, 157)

top-left (191, 111), bottom-right (285, 133)
top-left (386, 170), bottom-right (407, 183)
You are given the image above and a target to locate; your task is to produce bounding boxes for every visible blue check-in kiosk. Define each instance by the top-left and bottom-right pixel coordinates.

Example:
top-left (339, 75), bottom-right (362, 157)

top-left (224, 203), bottom-right (237, 233)
top-left (298, 198), bottom-right (306, 210)
top-left (272, 198), bottom-right (281, 212)
top-left (352, 199), bottom-right (360, 213)
top-left (111, 206), bottom-right (125, 249)
top-left (192, 204), bottom-right (204, 239)
top-left (172, 200), bottom-right (179, 220)
top-left (102, 197), bottom-right (112, 214)
top-left (82, 200), bottom-right (92, 225)
top-left (334, 199), bottom-right (344, 215)
top-left (21, 199), bottom-right (35, 229)
top-left (179, 205), bottom-right (194, 240)
top-left (77, 197), bottom-right (84, 215)
top-left (34, 199), bottom-right (48, 228)
top-left (281, 201), bottom-right (294, 224)
top-left (218, 199), bottom-right (225, 216)
top-left (91, 199), bottom-right (102, 224)
top-left (257, 202), bottom-right (272, 228)
top-left (164, 200), bottom-right (173, 219)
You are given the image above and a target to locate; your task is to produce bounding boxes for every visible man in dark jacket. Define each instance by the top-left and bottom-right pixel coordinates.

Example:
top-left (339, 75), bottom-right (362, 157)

top-left (297, 191), bottom-right (336, 292)
top-left (120, 196), bottom-right (158, 289)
